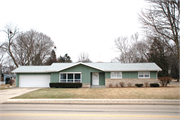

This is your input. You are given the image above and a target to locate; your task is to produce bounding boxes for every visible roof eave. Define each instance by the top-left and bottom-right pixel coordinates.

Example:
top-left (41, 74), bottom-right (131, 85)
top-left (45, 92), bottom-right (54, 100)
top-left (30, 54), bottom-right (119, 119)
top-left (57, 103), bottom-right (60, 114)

top-left (104, 69), bottom-right (162, 72)
top-left (12, 71), bottom-right (51, 73)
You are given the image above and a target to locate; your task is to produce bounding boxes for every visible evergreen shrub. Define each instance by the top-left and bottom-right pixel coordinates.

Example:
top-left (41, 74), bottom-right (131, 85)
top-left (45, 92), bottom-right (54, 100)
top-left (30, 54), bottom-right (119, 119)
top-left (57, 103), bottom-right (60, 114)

top-left (135, 84), bottom-right (143, 87)
top-left (150, 83), bottom-right (159, 87)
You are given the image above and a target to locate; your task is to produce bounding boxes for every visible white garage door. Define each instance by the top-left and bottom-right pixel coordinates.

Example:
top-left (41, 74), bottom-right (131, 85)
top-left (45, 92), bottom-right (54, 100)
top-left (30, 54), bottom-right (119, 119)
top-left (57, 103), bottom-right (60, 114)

top-left (19, 75), bottom-right (50, 87)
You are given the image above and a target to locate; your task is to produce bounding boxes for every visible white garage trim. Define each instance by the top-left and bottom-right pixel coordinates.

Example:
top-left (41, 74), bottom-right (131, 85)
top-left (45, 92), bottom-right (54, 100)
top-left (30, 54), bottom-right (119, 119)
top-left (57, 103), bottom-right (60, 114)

top-left (19, 75), bottom-right (50, 87)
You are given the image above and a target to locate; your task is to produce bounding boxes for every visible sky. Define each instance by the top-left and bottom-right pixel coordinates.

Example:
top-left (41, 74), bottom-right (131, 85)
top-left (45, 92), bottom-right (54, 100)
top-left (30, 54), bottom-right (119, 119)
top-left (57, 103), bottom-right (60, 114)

top-left (0, 0), bottom-right (147, 63)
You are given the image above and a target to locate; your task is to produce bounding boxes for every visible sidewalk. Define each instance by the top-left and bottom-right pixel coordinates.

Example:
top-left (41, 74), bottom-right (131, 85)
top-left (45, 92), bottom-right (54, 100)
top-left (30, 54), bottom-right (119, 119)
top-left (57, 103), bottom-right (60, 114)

top-left (4, 99), bottom-right (180, 105)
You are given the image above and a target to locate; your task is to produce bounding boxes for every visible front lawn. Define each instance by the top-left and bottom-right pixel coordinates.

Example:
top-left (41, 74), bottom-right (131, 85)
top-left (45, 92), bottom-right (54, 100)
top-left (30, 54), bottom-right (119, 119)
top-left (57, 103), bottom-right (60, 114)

top-left (13, 85), bottom-right (180, 99)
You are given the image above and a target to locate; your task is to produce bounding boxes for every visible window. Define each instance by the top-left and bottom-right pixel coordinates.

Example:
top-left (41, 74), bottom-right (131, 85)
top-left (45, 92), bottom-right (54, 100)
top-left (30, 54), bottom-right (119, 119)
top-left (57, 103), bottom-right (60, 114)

top-left (111, 72), bottom-right (122, 78)
top-left (75, 74), bottom-right (81, 83)
top-left (68, 74), bottom-right (73, 83)
top-left (60, 74), bottom-right (66, 83)
top-left (60, 73), bottom-right (81, 83)
top-left (138, 72), bottom-right (150, 78)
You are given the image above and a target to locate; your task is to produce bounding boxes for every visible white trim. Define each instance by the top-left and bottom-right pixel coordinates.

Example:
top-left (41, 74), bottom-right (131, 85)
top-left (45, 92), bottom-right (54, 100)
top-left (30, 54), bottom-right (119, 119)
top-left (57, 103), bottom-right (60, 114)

top-left (111, 72), bottom-right (122, 79)
top-left (13, 70), bottom-right (161, 73)
top-left (104, 69), bottom-right (161, 72)
top-left (12, 71), bottom-right (51, 73)
top-left (60, 72), bottom-right (81, 73)
top-left (138, 71), bottom-right (150, 78)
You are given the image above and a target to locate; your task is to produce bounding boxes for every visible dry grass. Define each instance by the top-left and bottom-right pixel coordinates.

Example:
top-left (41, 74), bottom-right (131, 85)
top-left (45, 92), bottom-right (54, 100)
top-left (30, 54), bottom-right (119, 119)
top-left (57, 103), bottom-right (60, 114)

top-left (13, 85), bottom-right (180, 99)
top-left (0, 84), bottom-right (14, 90)
top-left (0, 84), bottom-right (16, 90)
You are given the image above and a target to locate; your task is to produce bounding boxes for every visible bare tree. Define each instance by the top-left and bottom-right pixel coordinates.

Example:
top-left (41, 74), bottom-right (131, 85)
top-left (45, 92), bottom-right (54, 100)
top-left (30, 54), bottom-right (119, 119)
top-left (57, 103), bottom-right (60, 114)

top-left (44, 49), bottom-right (57, 65)
top-left (0, 50), bottom-right (5, 75)
top-left (131, 41), bottom-right (149, 62)
top-left (114, 36), bottom-right (131, 63)
top-left (0, 25), bottom-right (19, 67)
top-left (13, 30), bottom-right (54, 65)
top-left (139, 0), bottom-right (179, 81)
top-left (78, 52), bottom-right (92, 63)
top-left (139, 0), bottom-right (179, 60)
top-left (1, 27), bottom-right (54, 66)
top-left (114, 33), bottom-right (148, 63)
top-left (0, 47), bottom-right (6, 64)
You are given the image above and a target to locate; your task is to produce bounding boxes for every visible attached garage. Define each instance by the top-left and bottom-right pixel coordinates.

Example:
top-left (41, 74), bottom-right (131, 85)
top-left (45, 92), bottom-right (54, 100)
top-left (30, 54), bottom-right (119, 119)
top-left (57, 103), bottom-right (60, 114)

top-left (12, 63), bottom-right (162, 88)
top-left (19, 75), bottom-right (50, 87)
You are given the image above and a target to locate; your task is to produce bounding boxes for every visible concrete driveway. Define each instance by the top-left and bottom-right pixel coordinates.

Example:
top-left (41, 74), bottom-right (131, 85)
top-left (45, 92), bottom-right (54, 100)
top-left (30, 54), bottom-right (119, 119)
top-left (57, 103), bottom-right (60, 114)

top-left (0, 87), bottom-right (41, 103)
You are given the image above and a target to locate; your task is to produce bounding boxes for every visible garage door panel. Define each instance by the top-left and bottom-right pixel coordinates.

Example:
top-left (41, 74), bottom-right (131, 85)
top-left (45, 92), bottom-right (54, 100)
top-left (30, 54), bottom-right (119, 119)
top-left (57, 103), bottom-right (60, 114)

top-left (19, 75), bottom-right (50, 87)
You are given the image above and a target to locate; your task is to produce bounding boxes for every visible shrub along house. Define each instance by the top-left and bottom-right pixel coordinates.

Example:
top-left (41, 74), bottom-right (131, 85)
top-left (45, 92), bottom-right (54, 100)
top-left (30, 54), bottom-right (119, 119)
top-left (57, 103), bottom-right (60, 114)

top-left (12, 62), bottom-right (162, 88)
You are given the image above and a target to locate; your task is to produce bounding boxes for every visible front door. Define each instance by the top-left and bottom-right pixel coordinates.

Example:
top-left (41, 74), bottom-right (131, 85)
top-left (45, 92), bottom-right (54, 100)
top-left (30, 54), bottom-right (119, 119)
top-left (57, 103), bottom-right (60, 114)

top-left (92, 73), bottom-right (99, 85)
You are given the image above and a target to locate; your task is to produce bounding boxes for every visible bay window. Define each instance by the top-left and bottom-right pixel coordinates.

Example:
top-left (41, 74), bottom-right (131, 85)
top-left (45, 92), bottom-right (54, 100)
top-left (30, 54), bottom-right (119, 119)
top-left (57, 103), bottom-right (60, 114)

top-left (60, 73), bottom-right (81, 83)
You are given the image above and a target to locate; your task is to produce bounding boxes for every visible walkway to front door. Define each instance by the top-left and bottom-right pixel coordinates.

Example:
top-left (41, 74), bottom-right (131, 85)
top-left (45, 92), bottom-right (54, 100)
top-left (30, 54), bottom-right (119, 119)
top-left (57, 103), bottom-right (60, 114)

top-left (92, 73), bottom-right (99, 85)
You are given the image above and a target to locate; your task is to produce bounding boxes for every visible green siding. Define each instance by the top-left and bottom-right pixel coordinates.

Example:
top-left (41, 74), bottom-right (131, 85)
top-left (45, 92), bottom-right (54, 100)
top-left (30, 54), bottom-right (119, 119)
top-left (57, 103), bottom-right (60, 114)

top-left (105, 72), bottom-right (110, 79)
top-left (150, 71), bottom-right (157, 78)
top-left (50, 72), bottom-right (59, 82)
top-left (16, 73), bottom-right (50, 87)
top-left (99, 72), bottom-right (105, 85)
top-left (105, 71), bottom-right (157, 79)
top-left (60, 64), bottom-right (103, 83)
top-left (122, 72), bottom-right (138, 78)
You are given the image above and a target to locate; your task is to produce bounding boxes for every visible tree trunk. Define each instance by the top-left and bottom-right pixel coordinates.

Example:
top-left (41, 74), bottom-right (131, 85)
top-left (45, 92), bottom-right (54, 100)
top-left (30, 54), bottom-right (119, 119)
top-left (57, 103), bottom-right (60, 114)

top-left (8, 45), bottom-right (19, 68)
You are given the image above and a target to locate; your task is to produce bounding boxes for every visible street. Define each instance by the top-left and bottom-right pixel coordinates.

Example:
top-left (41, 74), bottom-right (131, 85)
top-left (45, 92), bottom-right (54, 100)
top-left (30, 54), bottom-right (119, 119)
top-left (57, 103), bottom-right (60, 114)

top-left (0, 104), bottom-right (179, 120)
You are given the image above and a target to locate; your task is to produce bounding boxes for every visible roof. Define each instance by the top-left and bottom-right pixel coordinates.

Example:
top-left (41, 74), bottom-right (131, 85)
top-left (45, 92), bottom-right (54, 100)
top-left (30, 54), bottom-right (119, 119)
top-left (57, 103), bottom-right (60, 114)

top-left (85, 63), bottom-right (162, 71)
top-left (12, 62), bottom-right (162, 73)
top-left (12, 66), bottom-right (50, 73)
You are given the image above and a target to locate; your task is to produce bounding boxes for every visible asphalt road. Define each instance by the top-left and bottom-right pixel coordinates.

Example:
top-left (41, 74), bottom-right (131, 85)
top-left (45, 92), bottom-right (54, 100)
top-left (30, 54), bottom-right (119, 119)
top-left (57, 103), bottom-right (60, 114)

top-left (0, 104), bottom-right (179, 120)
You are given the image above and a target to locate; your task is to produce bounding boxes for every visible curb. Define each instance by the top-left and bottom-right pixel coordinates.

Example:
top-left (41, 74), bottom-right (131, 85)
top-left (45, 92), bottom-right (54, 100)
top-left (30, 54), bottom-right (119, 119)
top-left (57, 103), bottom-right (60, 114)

top-left (4, 99), bottom-right (180, 105)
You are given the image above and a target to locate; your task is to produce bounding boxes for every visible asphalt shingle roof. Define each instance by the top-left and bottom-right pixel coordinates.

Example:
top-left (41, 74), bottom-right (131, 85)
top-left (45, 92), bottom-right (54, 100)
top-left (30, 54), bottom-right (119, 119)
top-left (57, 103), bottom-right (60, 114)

top-left (12, 62), bottom-right (162, 73)
top-left (12, 66), bottom-right (50, 73)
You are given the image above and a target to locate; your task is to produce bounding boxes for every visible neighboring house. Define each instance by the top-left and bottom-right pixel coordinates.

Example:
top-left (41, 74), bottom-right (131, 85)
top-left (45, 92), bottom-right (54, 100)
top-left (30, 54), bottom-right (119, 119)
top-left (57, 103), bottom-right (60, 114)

top-left (4, 75), bottom-right (11, 84)
top-left (12, 62), bottom-right (162, 88)
top-left (0, 74), bottom-right (16, 84)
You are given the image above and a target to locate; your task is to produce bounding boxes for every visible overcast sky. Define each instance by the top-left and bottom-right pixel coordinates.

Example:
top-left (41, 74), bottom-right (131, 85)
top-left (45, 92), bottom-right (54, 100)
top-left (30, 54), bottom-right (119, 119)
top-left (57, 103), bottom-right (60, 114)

top-left (0, 0), bottom-right (147, 63)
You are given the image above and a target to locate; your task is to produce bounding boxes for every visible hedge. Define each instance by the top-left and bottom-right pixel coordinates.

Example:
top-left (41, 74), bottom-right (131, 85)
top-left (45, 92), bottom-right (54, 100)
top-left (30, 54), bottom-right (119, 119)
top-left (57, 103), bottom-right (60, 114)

top-left (49, 83), bottom-right (82, 88)
top-left (150, 83), bottom-right (159, 87)
top-left (135, 84), bottom-right (143, 87)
